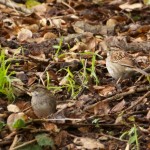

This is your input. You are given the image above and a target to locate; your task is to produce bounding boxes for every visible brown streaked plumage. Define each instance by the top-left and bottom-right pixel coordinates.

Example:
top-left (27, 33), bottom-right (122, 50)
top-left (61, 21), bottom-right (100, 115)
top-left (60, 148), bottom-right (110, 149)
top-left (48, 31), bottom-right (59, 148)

top-left (106, 48), bottom-right (149, 80)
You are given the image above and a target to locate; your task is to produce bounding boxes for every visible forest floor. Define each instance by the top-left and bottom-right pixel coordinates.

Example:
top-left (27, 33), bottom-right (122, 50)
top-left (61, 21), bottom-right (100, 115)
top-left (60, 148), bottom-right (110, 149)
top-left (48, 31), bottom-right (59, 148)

top-left (0, 0), bottom-right (150, 149)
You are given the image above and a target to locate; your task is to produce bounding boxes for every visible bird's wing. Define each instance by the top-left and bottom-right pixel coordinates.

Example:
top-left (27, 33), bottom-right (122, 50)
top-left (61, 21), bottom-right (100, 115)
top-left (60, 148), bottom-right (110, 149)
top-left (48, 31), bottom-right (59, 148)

top-left (110, 50), bottom-right (136, 68)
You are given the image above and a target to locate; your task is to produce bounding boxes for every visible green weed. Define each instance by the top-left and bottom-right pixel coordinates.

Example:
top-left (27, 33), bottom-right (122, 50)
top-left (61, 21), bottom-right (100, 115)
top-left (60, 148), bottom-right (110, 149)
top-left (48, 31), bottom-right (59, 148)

top-left (62, 67), bottom-right (81, 98)
top-left (120, 124), bottom-right (139, 150)
top-left (46, 67), bottom-right (82, 98)
top-left (82, 52), bottom-right (102, 85)
top-left (92, 118), bottom-right (100, 128)
top-left (46, 51), bottom-right (102, 98)
top-left (0, 48), bottom-right (15, 100)
top-left (53, 37), bottom-right (63, 58)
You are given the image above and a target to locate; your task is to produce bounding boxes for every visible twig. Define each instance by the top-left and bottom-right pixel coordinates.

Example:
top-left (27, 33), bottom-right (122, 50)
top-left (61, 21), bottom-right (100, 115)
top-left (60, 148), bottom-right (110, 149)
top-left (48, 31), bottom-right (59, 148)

top-left (61, 1), bottom-right (76, 13)
top-left (28, 118), bottom-right (83, 124)
top-left (5, 132), bottom-right (17, 140)
top-left (28, 55), bottom-right (49, 63)
top-left (9, 135), bottom-right (19, 150)
top-left (11, 139), bottom-right (36, 150)
top-left (124, 91), bottom-right (150, 112)
top-left (84, 85), bottom-right (150, 111)
top-left (0, 140), bottom-right (12, 146)
top-left (100, 133), bottom-right (128, 142)
top-left (30, 129), bottom-right (50, 133)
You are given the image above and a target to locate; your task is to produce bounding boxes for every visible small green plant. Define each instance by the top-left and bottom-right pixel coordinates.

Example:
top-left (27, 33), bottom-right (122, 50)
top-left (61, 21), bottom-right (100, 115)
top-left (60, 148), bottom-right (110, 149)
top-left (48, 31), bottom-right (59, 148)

top-left (92, 118), bottom-right (100, 128)
top-left (83, 52), bottom-right (102, 85)
top-left (46, 67), bottom-right (82, 98)
top-left (0, 48), bottom-right (15, 100)
top-left (90, 53), bottom-right (99, 85)
top-left (0, 121), bottom-right (5, 131)
top-left (62, 67), bottom-right (81, 98)
top-left (13, 46), bottom-right (25, 57)
top-left (146, 76), bottom-right (150, 83)
top-left (26, 0), bottom-right (41, 8)
top-left (13, 119), bottom-right (26, 129)
top-left (46, 71), bottom-right (63, 93)
top-left (143, 0), bottom-right (150, 5)
top-left (46, 51), bottom-right (102, 98)
top-left (79, 59), bottom-right (89, 87)
top-left (120, 124), bottom-right (139, 150)
top-left (53, 37), bottom-right (63, 58)
top-left (35, 134), bottom-right (54, 148)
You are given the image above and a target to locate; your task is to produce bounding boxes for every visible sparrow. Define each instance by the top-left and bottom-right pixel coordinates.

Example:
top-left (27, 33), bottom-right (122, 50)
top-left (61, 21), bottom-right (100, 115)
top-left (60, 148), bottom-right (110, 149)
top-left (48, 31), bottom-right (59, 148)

top-left (29, 85), bottom-right (57, 118)
top-left (105, 47), bottom-right (149, 82)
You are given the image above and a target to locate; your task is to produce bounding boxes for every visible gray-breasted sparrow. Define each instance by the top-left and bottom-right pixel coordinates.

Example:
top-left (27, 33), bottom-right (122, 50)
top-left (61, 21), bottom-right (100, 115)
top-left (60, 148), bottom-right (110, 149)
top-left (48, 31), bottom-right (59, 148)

top-left (30, 85), bottom-right (57, 118)
top-left (106, 47), bottom-right (149, 81)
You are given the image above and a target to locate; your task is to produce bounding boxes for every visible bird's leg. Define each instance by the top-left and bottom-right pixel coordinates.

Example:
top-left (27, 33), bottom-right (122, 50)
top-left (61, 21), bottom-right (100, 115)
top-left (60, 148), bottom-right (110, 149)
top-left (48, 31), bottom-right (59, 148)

top-left (115, 77), bottom-right (123, 92)
top-left (116, 77), bottom-right (122, 85)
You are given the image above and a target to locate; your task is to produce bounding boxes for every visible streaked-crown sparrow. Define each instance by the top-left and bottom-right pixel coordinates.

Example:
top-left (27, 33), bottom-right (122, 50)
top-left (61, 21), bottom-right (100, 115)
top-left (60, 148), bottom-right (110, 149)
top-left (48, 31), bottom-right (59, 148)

top-left (106, 47), bottom-right (148, 81)
top-left (30, 85), bottom-right (57, 118)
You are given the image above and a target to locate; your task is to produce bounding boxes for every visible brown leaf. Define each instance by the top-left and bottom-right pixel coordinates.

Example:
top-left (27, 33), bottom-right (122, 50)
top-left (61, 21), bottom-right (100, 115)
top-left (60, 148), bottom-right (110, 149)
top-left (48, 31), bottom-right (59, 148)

top-left (55, 131), bottom-right (68, 146)
top-left (94, 101), bottom-right (110, 115)
top-left (43, 32), bottom-right (57, 39)
top-left (73, 137), bottom-right (105, 149)
top-left (27, 75), bottom-right (37, 86)
top-left (110, 100), bottom-right (126, 113)
top-left (43, 123), bottom-right (59, 132)
top-left (17, 28), bottom-right (32, 42)
top-left (115, 115), bottom-right (124, 125)
top-left (94, 85), bottom-right (116, 97)
top-left (78, 127), bottom-right (90, 133)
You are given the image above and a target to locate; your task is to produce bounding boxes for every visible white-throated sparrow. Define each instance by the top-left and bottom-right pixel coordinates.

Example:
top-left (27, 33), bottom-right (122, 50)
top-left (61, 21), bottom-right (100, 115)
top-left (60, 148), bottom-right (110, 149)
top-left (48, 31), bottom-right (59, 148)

top-left (105, 46), bottom-right (148, 81)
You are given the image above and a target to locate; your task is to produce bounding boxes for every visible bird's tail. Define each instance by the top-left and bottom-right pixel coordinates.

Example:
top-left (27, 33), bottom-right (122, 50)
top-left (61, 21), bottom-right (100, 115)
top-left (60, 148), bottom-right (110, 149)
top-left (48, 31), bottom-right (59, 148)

top-left (133, 68), bottom-right (149, 76)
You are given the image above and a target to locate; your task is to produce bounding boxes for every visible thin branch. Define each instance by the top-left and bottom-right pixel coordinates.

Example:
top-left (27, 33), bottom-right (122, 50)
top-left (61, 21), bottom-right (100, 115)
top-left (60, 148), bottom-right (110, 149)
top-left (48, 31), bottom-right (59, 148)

top-left (9, 135), bottom-right (19, 150)
top-left (84, 85), bottom-right (150, 111)
top-left (11, 139), bottom-right (36, 150)
top-left (124, 91), bottom-right (150, 112)
top-left (100, 133), bottom-right (128, 142)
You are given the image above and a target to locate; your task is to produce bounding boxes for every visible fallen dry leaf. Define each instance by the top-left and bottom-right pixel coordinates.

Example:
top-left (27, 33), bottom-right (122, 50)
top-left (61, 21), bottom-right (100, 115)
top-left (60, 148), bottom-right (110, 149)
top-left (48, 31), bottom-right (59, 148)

top-left (43, 123), bottom-right (60, 132)
top-left (17, 28), bottom-right (32, 42)
top-left (73, 137), bottom-right (105, 149)
top-left (94, 101), bottom-right (110, 115)
top-left (110, 100), bottom-right (126, 113)
top-left (93, 85), bottom-right (116, 97)
top-left (55, 130), bottom-right (68, 146)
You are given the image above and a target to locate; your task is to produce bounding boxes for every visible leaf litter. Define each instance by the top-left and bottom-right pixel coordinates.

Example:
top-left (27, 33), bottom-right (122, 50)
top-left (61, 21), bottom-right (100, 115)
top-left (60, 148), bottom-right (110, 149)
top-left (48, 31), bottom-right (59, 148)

top-left (0, 0), bottom-right (150, 149)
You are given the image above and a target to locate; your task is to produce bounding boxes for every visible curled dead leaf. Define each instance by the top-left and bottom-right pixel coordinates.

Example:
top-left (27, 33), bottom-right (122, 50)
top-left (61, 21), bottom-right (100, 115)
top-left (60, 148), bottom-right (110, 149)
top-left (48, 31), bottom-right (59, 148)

top-left (3, 18), bottom-right (16, 29)
top-left (17, 28), bottom-right (32, 42)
